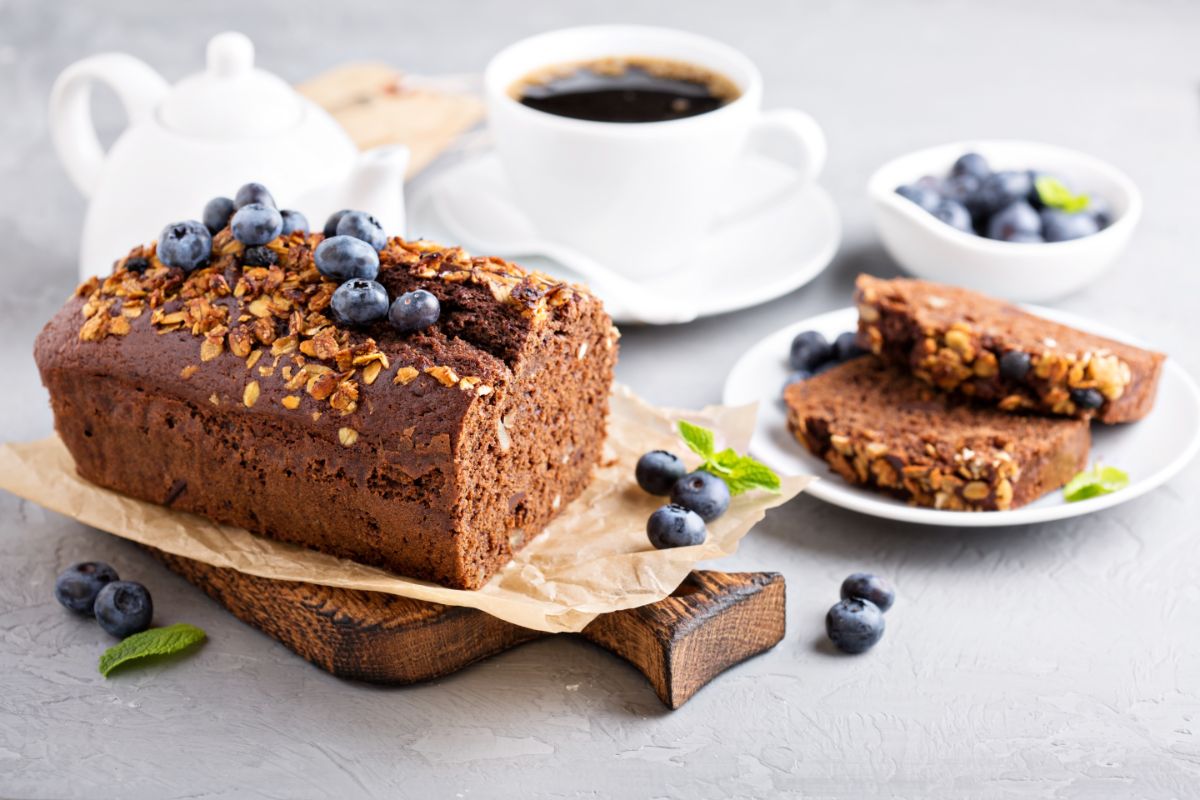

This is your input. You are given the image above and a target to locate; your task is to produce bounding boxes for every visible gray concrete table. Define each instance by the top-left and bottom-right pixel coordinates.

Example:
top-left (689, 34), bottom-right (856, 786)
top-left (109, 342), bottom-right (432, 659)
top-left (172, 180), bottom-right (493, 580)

top-left (3, 1), bottom-right (1199, 797)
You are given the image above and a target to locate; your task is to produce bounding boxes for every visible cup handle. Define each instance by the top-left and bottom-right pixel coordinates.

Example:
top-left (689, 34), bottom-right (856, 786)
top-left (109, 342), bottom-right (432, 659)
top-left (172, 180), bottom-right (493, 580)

top-left (713, 108), bottom-right (827, 229)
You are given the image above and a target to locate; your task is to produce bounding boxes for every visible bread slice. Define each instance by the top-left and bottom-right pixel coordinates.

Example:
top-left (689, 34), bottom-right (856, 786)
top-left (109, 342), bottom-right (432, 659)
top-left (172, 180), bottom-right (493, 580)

top-left (784, 358), bottom-right (1090, 511)
top-left (854, 275), bottom-right (1164, 424)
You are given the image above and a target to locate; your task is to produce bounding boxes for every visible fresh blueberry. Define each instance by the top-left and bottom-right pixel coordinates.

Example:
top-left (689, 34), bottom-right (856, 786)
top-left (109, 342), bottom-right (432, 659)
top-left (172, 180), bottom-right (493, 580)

top-left (202, 196), bottom-right (235, 234)
top-left (124, 256), bottom-right (150, 274)
top-left (1070, 387), bottom-right (1105, 410)
top-left (895, 184), bottom-right (941, 212)
top-left (1041, 209), bottom-right (1100, 242)
top-left (977, 171), bottom-right (1034, 217)
top-left (951, 152), bottom-right (991, 180)
top-left (669, 470), bottom-right (731, 522)
top-left (998, 350), bottom-right (1032, 382)
top-left (242, 246), bottom-right (277, 267)
top-left (93, 581), bottom-right (153, 638)
top-left (636, 450), bottom-right (688, 496)
top-left (279, 209), bottom-right (310, 236)
top-left (840, 572), bottom-right (896, 613)
top-left (986, 201), bottom-right (1041, 241)
top-left (931, 199), bottom-right (973, 233)
top-left (826, 598), bottom-right (885, 654)
top-left (234, 182), bottom-right (275, 209)
top-left (336, 211), bottom-right (387, 251)
top-left (157, 220), bottom-right (212, 272)
top-left (323, 209), bottom-right (351, 238)
top-left (314, 235), bottom-right (380, 282)
top-left (388, 289), bottom-right (440, 333)
top-left (646, 504), bottom-right (708, 550)
top-left (788, 330), bottom-right (832, 372)
top-left (230, 203), bottom-right (283, 246)
top-left (330, 279), bottom-right (390, 325)
top-left (833, 331), bottom-right (868, 362)
top-left (1086, 196), bottom-right (1113, 228)
top-left (54, 562), bottom-right (119, 615)
top-left (940, 173), bottom-right (982, 208)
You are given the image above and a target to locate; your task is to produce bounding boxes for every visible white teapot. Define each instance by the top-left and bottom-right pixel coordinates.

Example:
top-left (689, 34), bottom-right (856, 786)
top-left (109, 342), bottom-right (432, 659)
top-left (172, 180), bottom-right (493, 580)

top-left (50, 31), bottom-right (409, 278)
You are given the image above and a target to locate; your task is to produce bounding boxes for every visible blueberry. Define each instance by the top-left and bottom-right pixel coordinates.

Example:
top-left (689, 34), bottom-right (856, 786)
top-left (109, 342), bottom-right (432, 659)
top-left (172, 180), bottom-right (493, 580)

top-left (895, 184), bottom-right (941, 212)
top-left (826, 598), bottom-right (885, 654)
top-left (314, 235), bottom-right (380, 282)
top-left (279, 209), bottom-right (310, 236)
top-left (230, 203), bottom-right (283, 246)
top-left (833, 331), bottom-right (868, 362)
top-left (1070, 387), bottom-right (1105, 410)
top-left (940, 173), bottom-right (982, 207)
top-left (987, 201), bottom-right (1041, 241)
top-left (336, 211), bottom-right (387, 251)
top-left (93, 581), bottom-right (153, 638)
top-left (242, 246), bottom-right (277, 267)
top-left (646, 504), bottom-right (708, 550)
top-left (999, 350), bottom-right (1032, 382)
top-left (323, 209), bottom-right (351, 238)
top-left (123, 256), bottom-right (150, 274)
top-left (931, 199), bottom-right (973, 233)
top-left (234, 182), bottom-right (275, 209)
top-left (202, 196), bottom-right (235, 234)
top-left (54, 562), bottom-right (119, 615)
top-left (1041, 209), bottom-right (1100, 242)
top-left (977, 171), bottom-right (1034, 217)
top-left (331, 279), bottom-right (390, 325)
top-left (788, 330), bottom-right (832, 372)
top-left (1086, 196), bottom-right (1113, 228)
top-left (636, 450), bottom-right (688, 496)
top-left (951, 152), bottom-right (991, 181)
top-left (669, 470), bottom-right (731, 522)
top-left (840, 572), bottom-right (896, 613)
top-left (157, 220), bottom-right (212, 272)
top-left (388, 289), bottom-right (440, 333)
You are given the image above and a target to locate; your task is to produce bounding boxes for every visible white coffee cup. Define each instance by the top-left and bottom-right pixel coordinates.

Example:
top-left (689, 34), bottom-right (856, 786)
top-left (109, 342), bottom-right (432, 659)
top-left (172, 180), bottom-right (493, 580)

top-left (484, 25), bottom-right (827, 278)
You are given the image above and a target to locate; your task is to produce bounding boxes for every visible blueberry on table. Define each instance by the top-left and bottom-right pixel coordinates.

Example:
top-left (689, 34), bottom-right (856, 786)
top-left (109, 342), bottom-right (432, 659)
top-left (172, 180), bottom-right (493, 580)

top-left (646, 504), bottom-right (708, 550)
top-left (315, 235), bottom-right (381, 282)
top-left (202, 196), bottom-right (235, 234)
top-left (323, 209), bottom-right (351, 238)
top-left (998, 350), bottom-right (1032, 382)
top-left (931, 199), bottom-right (973, 233)
top-left (388, 289), bottom-right (441, 333)
top-left (1041, 209), bottom-right (1100, 242)
top-left (336, 211), bottom-right (388, 251)
top-left (233, 181), bottom-right (275, 209)
top-left (840, 572), bottom-right (896, 613)
top-left (826, 597), bottom-right (885, 654)
top-left (669, 470), bottom-right (731, 522)
top-left (833, 331), bottom-right (868, 362)
top-left (951, 152), bottom-right (991, 180)
top-left (977, 170), bottom-right (1034, 217)
top-left (1070, 387), bottom-right (1105, 410)
top-left (636, 450), bottom-right (688, 496)
top-left (157, 220), bottom-right (212, 272)
top-left (331, 279), bottom-right (390, 325)
top-left (242, 245), bottom-right (276, 267)
top-left (279, 209), bottom-right (310, 236)
top-left (986, 201), bottom-right (1041, 241)
top-left (93, 581), bottom-right (153, 638)
top-left (788, 330), bottom-right (832, 372)
top-left (230, 203), bottom-right (284, 246)
top-left (895, 184), bottom-right (941, 212)
top-left (54, 562), bottom-right (119, 615)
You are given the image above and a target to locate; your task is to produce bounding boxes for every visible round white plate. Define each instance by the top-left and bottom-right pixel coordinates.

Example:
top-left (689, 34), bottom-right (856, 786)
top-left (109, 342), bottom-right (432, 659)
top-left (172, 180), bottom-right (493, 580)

top-left (407, 152), bottom-right (840, 325)
top-left (723, 306), bottom-right (1200, 526)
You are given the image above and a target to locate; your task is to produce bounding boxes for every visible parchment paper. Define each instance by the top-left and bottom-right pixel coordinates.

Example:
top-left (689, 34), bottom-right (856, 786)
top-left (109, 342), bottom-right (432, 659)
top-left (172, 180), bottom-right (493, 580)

top-left (0, 386), bottom-right (810, 633)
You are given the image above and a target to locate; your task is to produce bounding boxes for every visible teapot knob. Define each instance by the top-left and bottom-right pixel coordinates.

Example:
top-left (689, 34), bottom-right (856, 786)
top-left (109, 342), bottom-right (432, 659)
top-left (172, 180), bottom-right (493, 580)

top-left (207, 32), bottom-right (254, 79)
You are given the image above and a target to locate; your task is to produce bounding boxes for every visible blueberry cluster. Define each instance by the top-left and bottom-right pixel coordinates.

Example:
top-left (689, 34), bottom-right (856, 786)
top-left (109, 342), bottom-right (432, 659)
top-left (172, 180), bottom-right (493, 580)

top-left (895, 152), bottom-right (1111, 243)
top-left (825, 572), bottom-right (895, 654)
top-left (54, 561), bottom-right (154, 638)
top-left (636, 451), bottom-right (731, 549)
top-left (782, 329), bottom-right (866, 396)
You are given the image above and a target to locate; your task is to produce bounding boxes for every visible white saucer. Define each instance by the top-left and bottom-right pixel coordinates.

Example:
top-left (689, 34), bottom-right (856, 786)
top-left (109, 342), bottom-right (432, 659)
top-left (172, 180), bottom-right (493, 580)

top-left (407, 152), bottom-right (840, 325)
top-left (723, 307), bottom-right (1200, 526)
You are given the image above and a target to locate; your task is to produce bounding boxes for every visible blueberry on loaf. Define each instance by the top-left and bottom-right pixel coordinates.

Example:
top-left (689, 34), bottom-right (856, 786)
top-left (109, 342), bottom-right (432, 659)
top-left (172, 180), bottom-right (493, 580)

top-left (35, 200), bottom-right (618, 590)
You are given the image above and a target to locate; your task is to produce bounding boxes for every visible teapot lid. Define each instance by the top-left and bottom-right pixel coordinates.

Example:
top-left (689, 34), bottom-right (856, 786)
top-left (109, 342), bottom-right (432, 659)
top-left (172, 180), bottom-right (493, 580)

top-left (158, 32), bottom-right (304, 139)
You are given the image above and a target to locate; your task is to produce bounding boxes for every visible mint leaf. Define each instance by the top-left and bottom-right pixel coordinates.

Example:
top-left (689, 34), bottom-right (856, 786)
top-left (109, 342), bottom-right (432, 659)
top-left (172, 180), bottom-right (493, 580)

top-left (677, 420), bottom-right (714, 460)
top-left (1063, 463), bottom-right (1129, 502)
top-left (719, 457), bottom-right (783, 495)
top-left (1035, 176), bottom-right (1091, 214)
top-left (676, 421), bottom-right (781, 496)
top-left (99, 623), bottom-right (206, 677)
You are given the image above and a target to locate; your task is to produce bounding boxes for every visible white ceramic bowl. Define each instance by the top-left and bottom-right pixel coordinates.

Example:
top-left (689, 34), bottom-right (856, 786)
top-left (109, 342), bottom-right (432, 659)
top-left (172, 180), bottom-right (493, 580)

top-left (867, 140), bottom-right (1141, 302)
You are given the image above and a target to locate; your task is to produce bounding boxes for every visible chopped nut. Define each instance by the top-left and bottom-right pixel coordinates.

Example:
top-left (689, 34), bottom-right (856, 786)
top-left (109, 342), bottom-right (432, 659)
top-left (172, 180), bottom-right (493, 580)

top-left (243, 380), bottom-right (260, 408)
top-left (281, 395), bottom-right (301, 409)
top-left (425, 365), bottom-right (460, 387)
top-left (362, 361), bottom-right (382, 385)
top-left (246, 350), bottom-right (263, 370)
top-left (199, 336), bottom-right (223, 362)
top-left (338, 427), bottom-right (358, 447)
top-left (208, 393), bottom-right (219, 406)
top-left (180, 365), bottom-right (198, 380)
top-left (962, 481), bottom-right (990, 501)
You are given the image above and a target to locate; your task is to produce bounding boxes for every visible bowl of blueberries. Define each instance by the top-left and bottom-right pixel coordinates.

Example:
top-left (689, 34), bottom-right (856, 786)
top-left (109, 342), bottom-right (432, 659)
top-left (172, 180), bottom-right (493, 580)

top-left (868, 140), bottom-right (1141, 302)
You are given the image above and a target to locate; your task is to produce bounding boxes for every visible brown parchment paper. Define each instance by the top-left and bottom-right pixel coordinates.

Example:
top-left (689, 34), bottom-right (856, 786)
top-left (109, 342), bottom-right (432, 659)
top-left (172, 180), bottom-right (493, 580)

top-left (0, 386), bottom-right (810, 633)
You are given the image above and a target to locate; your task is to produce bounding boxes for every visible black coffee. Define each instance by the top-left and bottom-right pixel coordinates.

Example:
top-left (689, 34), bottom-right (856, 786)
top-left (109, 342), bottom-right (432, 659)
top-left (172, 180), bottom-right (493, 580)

top-left (512, 57), bottom-right (739, 123)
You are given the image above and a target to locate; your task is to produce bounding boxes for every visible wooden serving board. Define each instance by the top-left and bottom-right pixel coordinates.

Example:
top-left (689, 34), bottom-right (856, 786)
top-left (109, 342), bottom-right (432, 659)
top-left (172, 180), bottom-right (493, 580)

top-left (151, 550), bottom-right (785, 709)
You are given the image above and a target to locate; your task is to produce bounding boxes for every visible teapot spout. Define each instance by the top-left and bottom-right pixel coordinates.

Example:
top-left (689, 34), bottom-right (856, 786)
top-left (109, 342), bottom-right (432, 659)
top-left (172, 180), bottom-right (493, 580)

top-left (338, 145), bottom-right (410, 237)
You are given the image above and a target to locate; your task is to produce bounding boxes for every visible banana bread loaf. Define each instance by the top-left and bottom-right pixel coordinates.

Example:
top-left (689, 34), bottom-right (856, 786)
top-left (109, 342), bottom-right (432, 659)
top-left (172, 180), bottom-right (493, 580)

top-left (35, 230), bottom-right (618, 589)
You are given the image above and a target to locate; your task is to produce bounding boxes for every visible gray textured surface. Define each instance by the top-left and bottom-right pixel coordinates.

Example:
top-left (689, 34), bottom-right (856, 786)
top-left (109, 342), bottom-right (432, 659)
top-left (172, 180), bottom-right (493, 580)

top-left (2, 0), bottom-right (1200, 797)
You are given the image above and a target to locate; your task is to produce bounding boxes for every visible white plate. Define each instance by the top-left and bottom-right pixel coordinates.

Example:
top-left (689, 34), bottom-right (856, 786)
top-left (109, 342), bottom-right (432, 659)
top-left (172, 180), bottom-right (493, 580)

top-left (722, 306), bottom-right (1200, 526)
top-left (407, 152), bottom-right (841, 325)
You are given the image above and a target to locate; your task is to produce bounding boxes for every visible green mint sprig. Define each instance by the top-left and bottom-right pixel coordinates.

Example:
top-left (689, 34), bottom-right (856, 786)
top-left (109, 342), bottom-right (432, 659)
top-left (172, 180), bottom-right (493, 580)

top-left (98, 623), bottom-right (207, 677)
top-left (1035, 176), bottom-right (1091, 214)
top-left (1063, 463), bottom-right (1129, 503)
top-left (677, 420), bottom-right (781, 496)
